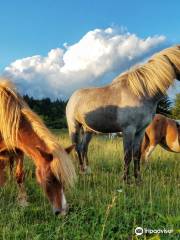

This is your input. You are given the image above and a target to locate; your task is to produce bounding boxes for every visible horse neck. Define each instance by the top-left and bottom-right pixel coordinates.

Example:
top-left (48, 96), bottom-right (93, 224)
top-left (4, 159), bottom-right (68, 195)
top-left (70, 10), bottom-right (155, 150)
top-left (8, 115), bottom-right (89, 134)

top-left (18, 118), bottom-right (50, 167)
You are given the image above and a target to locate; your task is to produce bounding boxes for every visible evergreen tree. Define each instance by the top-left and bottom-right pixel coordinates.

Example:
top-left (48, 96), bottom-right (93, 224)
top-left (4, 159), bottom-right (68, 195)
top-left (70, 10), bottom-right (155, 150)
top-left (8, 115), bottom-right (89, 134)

top-left (156, 95), bottom-right (172, 116)
top-left (23, 95), bottom-right (67, 129)
top-left (172, 93), bottom-right (180, 119)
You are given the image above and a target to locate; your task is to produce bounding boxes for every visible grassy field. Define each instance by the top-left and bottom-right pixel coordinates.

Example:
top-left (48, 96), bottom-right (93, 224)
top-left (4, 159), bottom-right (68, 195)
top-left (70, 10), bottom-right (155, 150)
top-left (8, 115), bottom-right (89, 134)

top-left (0, 130), bottom-right (179, 240)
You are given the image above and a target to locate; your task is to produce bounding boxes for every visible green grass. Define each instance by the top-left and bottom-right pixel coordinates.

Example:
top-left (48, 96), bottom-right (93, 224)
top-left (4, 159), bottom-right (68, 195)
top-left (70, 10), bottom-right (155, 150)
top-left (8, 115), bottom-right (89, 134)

top-left (0, 130), bottom-right (179, 240)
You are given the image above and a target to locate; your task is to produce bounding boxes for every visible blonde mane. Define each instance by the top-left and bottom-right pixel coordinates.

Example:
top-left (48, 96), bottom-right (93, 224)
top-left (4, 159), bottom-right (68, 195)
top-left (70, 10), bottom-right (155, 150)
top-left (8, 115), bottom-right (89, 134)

top-left (0, 79), bottom-right (76, 187)
top-left (113, 45), bottom-right (180, 97)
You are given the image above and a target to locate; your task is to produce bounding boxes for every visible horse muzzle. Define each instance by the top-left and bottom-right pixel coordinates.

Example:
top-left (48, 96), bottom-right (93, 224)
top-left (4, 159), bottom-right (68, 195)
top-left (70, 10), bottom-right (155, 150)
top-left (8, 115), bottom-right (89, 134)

top-left (53, 205), bottom-right (69, 216)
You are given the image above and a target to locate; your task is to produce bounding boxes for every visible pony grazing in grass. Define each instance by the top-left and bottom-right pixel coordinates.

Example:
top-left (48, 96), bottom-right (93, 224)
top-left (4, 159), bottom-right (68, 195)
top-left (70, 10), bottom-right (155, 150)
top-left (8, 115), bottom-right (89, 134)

top-left (66, 45), bottom-right (180, 183)
top-left (141, 114), bottom-right (180, 162)
top-left (0, 80), bottom-right (76, 215)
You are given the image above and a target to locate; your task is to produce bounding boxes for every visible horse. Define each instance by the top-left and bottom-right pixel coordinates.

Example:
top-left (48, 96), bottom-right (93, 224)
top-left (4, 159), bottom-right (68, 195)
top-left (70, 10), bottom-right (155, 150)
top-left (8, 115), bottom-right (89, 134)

top-left (66, 45), bottom-right (180, 183)
top-left (141, 114), bottom-right (180, 162)
top-left (0, 80), bottom-right (76, 215)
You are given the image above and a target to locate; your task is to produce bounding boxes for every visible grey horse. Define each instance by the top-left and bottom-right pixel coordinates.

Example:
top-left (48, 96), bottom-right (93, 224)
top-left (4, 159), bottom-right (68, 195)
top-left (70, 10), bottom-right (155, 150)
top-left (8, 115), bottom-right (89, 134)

top-left (66, 45), bottom-right (180, 183)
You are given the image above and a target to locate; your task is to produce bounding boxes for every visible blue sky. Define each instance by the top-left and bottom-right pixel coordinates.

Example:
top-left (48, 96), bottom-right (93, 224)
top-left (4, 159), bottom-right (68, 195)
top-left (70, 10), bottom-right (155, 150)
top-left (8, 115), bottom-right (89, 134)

top-left (1, 0), bottom-right (180, 70)
top-left (0, 0), bottom-right (180, 98)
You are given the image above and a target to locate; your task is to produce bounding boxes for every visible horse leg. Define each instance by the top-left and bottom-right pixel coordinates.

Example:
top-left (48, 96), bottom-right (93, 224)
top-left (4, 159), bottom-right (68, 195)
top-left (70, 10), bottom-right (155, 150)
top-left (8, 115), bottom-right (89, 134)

top-left (81, 131), bottom-right (92, 174)
top-left (9, 155), bottom-right (15, 181)
top-left (141, 132), bottom-right (150, 164)
top-left (144, 145), bottom-right (156, 162)
top-left (69, 122), bottom-right (85, 172)
top-left (123, 127), bottom-right (135, 183)
top-left (15, 151), bottom-right (28, 207)
top-left (142, 131), bottom-right (157, 163)
top-left (0, 160), bottom-right (6, 187)
top-left (142, 119), bottom-right (161, 162)
top-left (133, 129), bottom-right (146, 183)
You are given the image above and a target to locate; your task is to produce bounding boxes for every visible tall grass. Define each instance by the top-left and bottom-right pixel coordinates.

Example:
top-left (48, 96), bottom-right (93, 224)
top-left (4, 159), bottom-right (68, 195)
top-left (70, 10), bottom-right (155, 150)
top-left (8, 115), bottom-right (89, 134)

top-left (0, 130), bottom-right (179, 240)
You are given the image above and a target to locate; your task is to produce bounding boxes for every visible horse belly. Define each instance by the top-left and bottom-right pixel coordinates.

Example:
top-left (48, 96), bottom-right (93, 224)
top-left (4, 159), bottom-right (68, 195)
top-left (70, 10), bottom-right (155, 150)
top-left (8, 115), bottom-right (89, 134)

top-left (161, 135), bottom-right (180, 153)
top-left (165, 123), bottom-right (180, 152)
top-left (169, 135), bottom-right (180, 152)
top-left (84, 110), bottom-right (121, 133)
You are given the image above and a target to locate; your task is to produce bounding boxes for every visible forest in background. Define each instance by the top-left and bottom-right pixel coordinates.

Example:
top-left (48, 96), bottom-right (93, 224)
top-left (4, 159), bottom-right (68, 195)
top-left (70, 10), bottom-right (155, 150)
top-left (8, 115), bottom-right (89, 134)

top-left (23, 94), bottom-right (180, 129)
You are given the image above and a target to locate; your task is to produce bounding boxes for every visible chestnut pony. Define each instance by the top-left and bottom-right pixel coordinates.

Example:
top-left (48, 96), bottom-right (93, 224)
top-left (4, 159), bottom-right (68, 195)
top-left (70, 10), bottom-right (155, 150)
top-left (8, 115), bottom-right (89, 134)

top-left (141, 114), bottom-right (180, 162)
top-left (66, 45), bottom-right (180, 183)
top-left (0, 80), bottom-right (76, 215)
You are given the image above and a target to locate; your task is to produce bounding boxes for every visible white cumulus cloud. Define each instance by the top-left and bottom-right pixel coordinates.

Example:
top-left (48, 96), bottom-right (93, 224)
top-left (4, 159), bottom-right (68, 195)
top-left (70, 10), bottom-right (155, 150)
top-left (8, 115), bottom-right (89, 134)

top-left (3, 27), bottom-right (169, 99)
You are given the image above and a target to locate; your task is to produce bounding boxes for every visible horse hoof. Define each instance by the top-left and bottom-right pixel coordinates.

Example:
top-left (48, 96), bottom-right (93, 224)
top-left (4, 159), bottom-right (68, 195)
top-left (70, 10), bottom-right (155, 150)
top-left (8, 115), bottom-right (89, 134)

top-left (18, 198), bottom-right (29, 207)
top-left (122, 176), bottom-right (132, 185)
top-left (85, 166), bottom-right (92, 174)
top-left (79, 170), bottom-right (86, 175)
top-left (17, 193), bottom-right (29, 207)
top-left (79, 166), bottom-right (92, 175)
top-left (135, 178), bottom-right (142, 185)
top-left (142, 162), bottom-right (150, 172)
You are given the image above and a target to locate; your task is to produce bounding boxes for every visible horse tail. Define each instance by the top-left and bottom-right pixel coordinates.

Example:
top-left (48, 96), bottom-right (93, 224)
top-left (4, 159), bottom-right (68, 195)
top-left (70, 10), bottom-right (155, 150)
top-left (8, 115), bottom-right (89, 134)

top-left (66, 97), bottom-right (82, 149)
top-left (66, 117), bottom-right (82, 152)
top-left (0, 79), bottom-right (25, 150)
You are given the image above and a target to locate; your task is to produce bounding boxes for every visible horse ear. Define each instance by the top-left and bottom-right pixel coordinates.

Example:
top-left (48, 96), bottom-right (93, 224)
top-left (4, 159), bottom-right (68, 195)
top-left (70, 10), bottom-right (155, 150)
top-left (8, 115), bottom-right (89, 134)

top-left (65, 144), bottom-right (75, 154)
top-left (36, 146), bottom-right (53, 162)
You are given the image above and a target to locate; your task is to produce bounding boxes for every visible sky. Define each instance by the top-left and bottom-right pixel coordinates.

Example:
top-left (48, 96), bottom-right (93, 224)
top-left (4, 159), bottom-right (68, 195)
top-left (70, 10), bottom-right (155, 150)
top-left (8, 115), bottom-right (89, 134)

top-left (0, 0), bottom-right (180, 99)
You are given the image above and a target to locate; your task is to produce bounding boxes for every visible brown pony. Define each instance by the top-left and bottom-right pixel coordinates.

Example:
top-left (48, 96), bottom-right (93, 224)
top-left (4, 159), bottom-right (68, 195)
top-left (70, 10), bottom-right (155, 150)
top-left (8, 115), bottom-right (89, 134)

top-left (141, 114), bottom-right (180, 162)
top-left (0, 79), bottom-right (76, 215)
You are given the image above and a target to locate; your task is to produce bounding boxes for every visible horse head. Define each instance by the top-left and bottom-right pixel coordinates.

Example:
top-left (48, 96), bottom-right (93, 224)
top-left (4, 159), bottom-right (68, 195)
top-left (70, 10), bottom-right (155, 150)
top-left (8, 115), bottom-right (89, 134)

top-left (35, 144), bottom-right (75, 215)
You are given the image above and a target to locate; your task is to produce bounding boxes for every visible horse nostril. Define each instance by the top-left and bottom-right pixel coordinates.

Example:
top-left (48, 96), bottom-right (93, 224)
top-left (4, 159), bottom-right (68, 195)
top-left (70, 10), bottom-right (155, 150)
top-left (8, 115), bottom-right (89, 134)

top-left (53, 208), bottom-right (61, 215)
top-left (55, 211), bottom-right (60, 216)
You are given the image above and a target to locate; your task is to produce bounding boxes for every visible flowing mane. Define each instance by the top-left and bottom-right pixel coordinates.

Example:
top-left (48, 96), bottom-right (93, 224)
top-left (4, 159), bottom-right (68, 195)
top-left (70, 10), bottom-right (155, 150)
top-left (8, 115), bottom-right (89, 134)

top-left (0, 79), bottom-right (76, 187)
top-left (113, 45), bottom-right (180, 97)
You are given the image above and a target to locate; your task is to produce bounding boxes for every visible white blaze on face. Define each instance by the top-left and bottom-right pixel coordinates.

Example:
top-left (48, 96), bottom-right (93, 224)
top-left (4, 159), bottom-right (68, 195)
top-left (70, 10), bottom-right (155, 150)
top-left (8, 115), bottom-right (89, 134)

top-left (61, 189), bottom-right (67, 212)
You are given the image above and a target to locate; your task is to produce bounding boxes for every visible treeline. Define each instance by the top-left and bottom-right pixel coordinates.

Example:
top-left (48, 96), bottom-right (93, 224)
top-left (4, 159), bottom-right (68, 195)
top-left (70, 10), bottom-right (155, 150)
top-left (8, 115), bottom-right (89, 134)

top-left (23, 94), bottom-right (180, 129)
top-left (172, 93), bottom-right (180, 119)
top-left (157, 94), bottom-right (180, 119)
top-left (23, 95), bottom-right (67, 129)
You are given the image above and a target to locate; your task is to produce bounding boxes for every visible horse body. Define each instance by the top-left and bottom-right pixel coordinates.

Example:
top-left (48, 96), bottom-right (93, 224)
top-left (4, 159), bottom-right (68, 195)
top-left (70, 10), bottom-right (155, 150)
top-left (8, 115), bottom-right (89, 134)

top-left (141, 114), bottom-right (180, 161)
top-left (67, 84), bottom-right (154, 133)
top-left (67, 76), bottom-right (156, 179)
top-left (66, 45), bottom-right (180, 182)
top-left (0, 80), bottom-right (76, 215)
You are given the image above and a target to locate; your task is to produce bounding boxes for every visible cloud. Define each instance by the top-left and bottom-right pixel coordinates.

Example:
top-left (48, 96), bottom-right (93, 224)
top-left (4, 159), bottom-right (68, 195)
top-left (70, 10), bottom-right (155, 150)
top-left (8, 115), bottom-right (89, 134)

top-left (3, 27), bottom-right (168, 99)
top-left (168, 80), bottom-right (180, 100)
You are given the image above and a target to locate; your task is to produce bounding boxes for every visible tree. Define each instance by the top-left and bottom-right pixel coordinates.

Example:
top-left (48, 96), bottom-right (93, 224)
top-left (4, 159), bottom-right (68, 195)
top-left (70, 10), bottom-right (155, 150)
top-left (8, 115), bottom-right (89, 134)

top-left (23, 95), bottom-right (67, 129)
top-left (156, 95), bottom-right (172, 116)
top-left (172, 93), bottom-right (180, 119)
